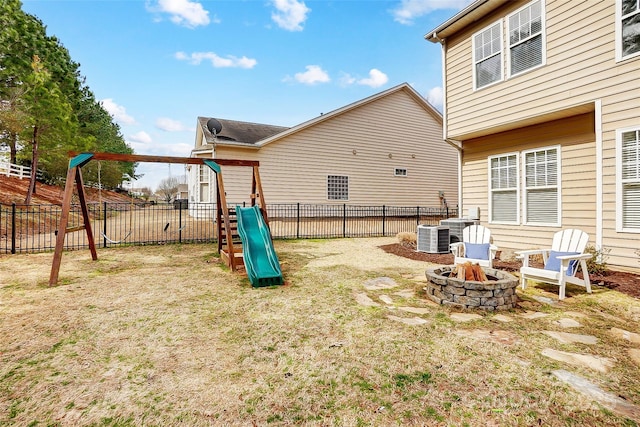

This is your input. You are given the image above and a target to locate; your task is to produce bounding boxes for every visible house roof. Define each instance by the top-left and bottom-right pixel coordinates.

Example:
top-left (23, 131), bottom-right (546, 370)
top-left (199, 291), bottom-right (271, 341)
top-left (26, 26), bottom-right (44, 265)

top-left (198, 83), bottom-right (442, 149)
top-left (424, 0), bottom-right (510, 43)
top-left (197, 117), bottom-right (289, 146)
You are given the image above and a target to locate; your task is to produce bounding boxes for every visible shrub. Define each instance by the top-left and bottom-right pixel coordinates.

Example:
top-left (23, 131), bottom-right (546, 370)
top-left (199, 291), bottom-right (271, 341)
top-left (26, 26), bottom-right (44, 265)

top-left (397, 232), bottom-right (416, 245)
top-left (584, 245), bottom-right (610, 275)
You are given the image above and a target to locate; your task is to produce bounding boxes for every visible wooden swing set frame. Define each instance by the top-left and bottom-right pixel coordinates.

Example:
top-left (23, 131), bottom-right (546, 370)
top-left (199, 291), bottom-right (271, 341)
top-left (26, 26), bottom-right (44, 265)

top-left (49, 151), bottom-right (269, 286)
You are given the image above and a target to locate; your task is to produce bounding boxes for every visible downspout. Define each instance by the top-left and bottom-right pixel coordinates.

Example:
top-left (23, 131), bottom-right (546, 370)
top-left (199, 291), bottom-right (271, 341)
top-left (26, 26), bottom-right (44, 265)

top-left (595, 100), bottom-right (603, 253)
top-left (434, 33), bottom-right (464, 216)
top-left (446, 139), bottom-right (463, 217)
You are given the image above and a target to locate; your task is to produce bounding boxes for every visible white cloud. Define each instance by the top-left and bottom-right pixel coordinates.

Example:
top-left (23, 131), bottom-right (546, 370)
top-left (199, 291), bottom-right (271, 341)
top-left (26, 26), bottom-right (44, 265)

top-left (128, 131), bottom-right (153, 144)
top-left (357, 69), bottom-right (388, 88)
top-left (293, 65), bottom-right (330, 85)
top-left (151, 0), bottom-right (211, 28)
top-left (100, 99), bottom-right (135, 125)
top-left (338, 72), bottom-right (357, 86)
top-left (175, 51), bottom-right (257, 69)
top-left (392, 0), bottom-right (473, 25)
top-left (426, 86), bottom-right (443, 110)
top-left (271, 0), bottom-right (310, 31)
top-left (156, 117), bottom-right (188, 132)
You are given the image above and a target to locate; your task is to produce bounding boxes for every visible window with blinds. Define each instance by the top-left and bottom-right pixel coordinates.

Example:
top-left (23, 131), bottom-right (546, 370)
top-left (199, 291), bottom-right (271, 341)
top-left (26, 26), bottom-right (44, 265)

top-left (621, 129), bottom-right (640, 229)
top-left (620, 0), bottom-right (640, 59)
top-left (523, 147), bottom-right (559, 225)
top-left (508, 0), bottom-right (544, 76)
top-left (327, 175), bottom-right (349, 200)
top-left (489, 154), bottom-right (519, 223)
top-left (473, 21), bottom-right (503, 89)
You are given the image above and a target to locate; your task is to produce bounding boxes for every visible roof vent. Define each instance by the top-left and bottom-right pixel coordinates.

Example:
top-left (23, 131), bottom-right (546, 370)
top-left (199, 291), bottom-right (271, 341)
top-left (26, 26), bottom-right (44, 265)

top-left (206, 118), bottom-right (223, 135)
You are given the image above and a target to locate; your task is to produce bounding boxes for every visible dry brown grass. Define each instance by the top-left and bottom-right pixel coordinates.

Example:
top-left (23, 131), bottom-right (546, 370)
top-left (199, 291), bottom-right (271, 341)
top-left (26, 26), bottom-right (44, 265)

top-left (1, 238), bottom-right (639, 426)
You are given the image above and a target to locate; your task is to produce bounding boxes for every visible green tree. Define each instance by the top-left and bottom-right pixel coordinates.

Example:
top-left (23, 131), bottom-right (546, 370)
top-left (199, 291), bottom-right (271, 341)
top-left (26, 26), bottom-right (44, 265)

top-left (22, 54), bottom-right (75, 204)
top-left (0, 0), bottom-right (135, 195)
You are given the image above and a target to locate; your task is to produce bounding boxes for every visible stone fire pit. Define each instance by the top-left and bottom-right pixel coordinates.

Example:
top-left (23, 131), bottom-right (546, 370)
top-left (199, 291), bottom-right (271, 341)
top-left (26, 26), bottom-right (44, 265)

top-left (424, 266), bottom-right (519, 310)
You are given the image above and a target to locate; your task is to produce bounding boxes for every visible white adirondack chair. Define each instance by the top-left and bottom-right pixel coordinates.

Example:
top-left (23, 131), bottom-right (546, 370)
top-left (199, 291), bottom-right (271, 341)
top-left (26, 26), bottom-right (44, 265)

top-left (516, 229), bottom-right (592, 300)
top-left (449, 225), bottom-right (498, 268)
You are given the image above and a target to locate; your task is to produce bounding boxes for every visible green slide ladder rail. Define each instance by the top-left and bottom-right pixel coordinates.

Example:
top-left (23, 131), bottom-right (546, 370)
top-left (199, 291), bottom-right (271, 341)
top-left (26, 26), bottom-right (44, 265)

top-left (235, 205), bottom-right (284, 287)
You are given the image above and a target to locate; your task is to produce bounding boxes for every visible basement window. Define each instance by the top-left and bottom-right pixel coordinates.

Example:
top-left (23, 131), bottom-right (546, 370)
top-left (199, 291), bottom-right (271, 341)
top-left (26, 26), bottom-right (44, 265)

top-left (394, 168), bottom-right (408, 177)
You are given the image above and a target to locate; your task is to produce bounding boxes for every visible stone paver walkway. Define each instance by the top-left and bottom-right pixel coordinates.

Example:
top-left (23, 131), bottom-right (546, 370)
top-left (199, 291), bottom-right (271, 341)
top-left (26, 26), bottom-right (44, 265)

top-left (355, 275), bottom-right (640, 421)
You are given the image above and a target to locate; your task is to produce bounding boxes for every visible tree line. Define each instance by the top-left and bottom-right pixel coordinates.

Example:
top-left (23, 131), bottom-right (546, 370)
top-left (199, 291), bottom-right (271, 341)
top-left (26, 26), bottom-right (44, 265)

top-left (0, 0), bottom-right (135, 204)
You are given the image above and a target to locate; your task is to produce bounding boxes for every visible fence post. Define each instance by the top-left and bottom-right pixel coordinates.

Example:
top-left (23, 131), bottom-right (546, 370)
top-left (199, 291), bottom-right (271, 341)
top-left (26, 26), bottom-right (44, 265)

top-left (11, 203), bottom-right (16, 254)
top-left (382, 205), bottom-right (386, 237)
top-left (343, 204), bottom-right (347, 238)
top-left (178, 204), bottom-right (183, 243)
top-left (103, 201), bottom-right (108, 248)
top-left (296, 203), bottom-right (300, 239)
top-left (416, 206), bottom-right (420, 225)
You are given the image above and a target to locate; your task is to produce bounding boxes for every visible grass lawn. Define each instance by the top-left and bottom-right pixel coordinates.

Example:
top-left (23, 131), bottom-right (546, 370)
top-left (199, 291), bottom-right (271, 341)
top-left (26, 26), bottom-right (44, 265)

top-left (1, 238), bottom-right (639, 426)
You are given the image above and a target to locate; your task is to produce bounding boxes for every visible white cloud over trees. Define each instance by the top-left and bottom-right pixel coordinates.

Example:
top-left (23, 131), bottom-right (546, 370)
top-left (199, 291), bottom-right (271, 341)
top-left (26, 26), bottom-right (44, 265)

top-left (100, 98), bottom-right (135, 125)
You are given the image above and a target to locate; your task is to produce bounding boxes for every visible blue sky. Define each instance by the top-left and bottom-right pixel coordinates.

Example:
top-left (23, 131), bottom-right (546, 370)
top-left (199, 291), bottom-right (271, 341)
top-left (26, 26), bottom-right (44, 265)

top-left (21, 0), bottom-right (470, 190)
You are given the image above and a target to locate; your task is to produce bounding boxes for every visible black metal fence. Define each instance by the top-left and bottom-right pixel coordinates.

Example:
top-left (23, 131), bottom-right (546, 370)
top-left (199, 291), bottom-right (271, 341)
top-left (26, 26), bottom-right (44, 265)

top-left (0, 202), bottom-right (456, 254)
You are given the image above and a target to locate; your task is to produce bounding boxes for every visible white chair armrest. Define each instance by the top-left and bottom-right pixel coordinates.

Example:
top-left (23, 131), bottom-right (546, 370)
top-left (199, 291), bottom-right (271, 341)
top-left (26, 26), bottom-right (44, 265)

top-left (489, 244), bottom-right (498, 259)
top-left (515, 249), bottom-right (549, 257)
top-left (555, 253), bottom-right (591, 261)
top-left (515, 249), bottom-right (550, 267)
top-left (450, 242), bottom-right (464, 256)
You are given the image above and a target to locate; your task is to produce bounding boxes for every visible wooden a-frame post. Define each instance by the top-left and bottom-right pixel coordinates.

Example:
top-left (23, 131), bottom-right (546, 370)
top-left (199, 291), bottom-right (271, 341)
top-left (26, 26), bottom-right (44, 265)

top-left (49, 153), bottom-right (98, 285)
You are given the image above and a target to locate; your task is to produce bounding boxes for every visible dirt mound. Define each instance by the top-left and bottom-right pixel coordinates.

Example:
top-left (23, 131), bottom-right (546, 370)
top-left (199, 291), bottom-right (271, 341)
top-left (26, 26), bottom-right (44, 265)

top-left (0, 175), bottom-right (133, 206)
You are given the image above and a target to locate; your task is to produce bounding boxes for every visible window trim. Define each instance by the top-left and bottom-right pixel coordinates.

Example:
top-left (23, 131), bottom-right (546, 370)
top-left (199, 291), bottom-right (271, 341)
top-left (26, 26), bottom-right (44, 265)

top-left (616, 126), bottom-right (640, 232)
top-left (506, 0), bottom-right (546, 78)
top-left (615, 0), bottom-right (640, 62)
top-left (327, 174), bottom-right (349, 201)
top-left (522, 145), bottom-right (561, 227)
top-left (472, 19), bottom-right (504, 91)
top-left (488, 151), bottom-right (520, 225)
top-left (394, 168), bottom-right (408, 177)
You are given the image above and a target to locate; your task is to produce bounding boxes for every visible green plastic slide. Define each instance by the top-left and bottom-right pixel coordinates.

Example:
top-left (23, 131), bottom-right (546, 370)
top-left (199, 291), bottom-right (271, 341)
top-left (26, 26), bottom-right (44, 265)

top-left (235, 205), bottom-right (284, 287)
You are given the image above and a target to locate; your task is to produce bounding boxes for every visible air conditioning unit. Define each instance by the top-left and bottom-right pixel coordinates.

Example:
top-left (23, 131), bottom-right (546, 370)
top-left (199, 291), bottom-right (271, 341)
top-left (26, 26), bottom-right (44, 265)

top-left (416, 225), bottom-right (450, 253)
top-left (439, 219), bottom-right (479, 244)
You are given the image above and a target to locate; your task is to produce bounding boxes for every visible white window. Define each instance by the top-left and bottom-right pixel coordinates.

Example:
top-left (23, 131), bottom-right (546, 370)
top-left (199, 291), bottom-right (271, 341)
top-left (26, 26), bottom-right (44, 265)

top-left (617, 128), bottom-right (640, 231)
top-left (199, 165), bottom-right (210, 203)
top-left (523, 146), bottom-right (560, 226)
top-left (327, 175), bottom-right (349, 200)
top-left (489, 153), bottom-right (519, 224)
top-left (616, 0), bottom-right (640, 61)
top-left (473, 21), bottom-right (503, 89)
top-left (394, 168), bottom-right (407, 177)
top-left (507, 0), bottom-right (545, 77)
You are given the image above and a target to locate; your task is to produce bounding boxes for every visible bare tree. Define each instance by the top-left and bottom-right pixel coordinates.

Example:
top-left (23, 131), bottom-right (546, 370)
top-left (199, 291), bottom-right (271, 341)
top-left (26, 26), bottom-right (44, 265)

top-left (156, 176), bottom-right (180, 203)
top-left (138, 186), bottom-right (153, 202)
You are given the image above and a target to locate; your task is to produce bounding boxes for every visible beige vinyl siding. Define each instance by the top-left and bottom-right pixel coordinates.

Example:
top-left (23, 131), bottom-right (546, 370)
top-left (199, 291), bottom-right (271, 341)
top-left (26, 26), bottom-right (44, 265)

top-left (444, 0), bottom-right (638, 140)
top-left (440, 0), bottom-right (640, 269)
top-left (461, 113), bottom-right (596, 253)
top-left (215, 90), bottom-right (457, 207)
